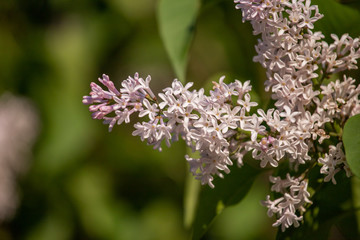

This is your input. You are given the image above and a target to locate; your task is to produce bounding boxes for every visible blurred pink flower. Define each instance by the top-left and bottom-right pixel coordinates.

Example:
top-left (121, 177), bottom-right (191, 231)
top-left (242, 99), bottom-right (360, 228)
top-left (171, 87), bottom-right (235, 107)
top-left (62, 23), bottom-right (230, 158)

top-left (0, 93), bottom-right (39, 221)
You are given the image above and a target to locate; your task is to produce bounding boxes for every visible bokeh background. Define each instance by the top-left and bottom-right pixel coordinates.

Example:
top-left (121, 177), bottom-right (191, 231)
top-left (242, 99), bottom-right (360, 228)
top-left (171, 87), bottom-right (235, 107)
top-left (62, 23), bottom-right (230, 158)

top-left (1, 0), bottom-right (359, 239)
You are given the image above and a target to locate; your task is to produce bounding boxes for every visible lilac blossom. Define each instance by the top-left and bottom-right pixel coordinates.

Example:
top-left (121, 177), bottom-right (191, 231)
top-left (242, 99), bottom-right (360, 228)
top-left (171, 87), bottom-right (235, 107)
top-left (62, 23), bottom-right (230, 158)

top-left (83, 0), bottom-right (360, 232)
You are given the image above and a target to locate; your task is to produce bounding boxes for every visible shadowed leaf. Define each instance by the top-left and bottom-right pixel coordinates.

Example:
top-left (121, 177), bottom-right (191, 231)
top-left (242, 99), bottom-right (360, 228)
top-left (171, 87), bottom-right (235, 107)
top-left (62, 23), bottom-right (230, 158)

top-left (343, 114), bottom-right (360, 178)
top-left (192, 163), bottom-right (260, 240)
top-left (157, 0), bottom-right (200, 82)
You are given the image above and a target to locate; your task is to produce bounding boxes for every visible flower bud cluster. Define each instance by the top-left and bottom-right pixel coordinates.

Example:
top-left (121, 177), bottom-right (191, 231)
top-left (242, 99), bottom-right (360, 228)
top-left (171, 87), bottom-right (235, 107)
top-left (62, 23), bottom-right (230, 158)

top-left (83, 73), bottom-right (156, 131)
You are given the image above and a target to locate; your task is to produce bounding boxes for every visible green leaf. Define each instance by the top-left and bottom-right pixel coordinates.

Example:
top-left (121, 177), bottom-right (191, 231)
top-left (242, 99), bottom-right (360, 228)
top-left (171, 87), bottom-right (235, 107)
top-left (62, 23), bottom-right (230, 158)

top-left (343, 114), bottom-right (360, 178)
top-left (314, 0), bottom-right (360, 39)
top-left (157, 0), bottom-right (200, 82)
top-left (191, 163), bottom-right (260, 240)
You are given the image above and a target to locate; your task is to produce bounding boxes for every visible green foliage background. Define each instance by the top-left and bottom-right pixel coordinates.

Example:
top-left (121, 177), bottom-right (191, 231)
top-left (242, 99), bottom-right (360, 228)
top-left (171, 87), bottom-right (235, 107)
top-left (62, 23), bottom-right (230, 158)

top-left (0, 0), bottom-right (359, 239)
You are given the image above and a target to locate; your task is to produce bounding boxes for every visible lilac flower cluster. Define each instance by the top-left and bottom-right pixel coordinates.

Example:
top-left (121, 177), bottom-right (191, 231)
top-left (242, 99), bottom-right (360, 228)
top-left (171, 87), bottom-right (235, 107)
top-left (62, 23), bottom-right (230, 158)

top-left (84, 73), bottom-right (259, 188)
top-left (233, 0), bottom-right (360, 230)
top-left (262, 174), bottom-right (312, 232)
top-left (318, 142), bottom-right (351, 184)
top-left (83, 0), bottom-right (360, 232)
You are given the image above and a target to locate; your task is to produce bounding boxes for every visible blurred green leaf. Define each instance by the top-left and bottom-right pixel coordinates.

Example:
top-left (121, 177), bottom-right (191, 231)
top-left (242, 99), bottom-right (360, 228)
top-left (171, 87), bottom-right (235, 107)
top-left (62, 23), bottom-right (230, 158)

top-left (343, 114), bottom-right (360, 178)
top-left (209, 176), bottom-right (276, 240)
top-left (141, 200), bottom-right (188, 240)
top-left (314, 0), bottom-right (360, 39)
top-left (26, 213), bottom-right (72, 240)
top-left (191, 163), bottom-right (260, 240)
top-left (34, 19), bottom-right (98, 177)
top-left (157, 0), bottom-right (200, 82)
top-left (67, 165), bottom-right (117, 240)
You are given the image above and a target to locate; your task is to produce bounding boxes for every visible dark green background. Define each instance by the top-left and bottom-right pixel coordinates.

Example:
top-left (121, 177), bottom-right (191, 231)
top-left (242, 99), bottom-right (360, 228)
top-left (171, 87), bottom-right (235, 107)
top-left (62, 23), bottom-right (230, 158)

top-left (0, 0), bottom-right (359, 239)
